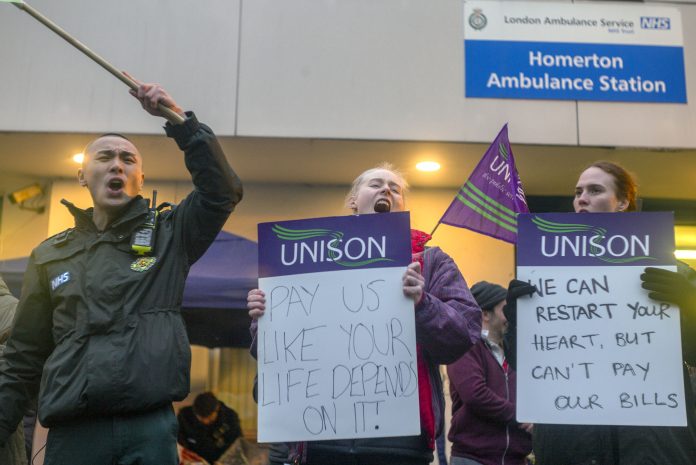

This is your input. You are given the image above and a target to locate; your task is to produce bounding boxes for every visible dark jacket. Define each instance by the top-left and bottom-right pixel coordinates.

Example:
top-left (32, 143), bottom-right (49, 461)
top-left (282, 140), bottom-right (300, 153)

top-left (178, 402), bottom-right (242, 464)
top-left (534, 262), bottom-right (696, 465)
top-left (447, 338), bottom-right (531, 465)
top-left (0, 278), bottom-right (18, 343)
top-left (252, 244), bottom-right (481, 464)
top-left (0, 113), bottom-right (242, 443)
top-left (0, 278), bottom-right (27, 465)
top-left (535, 368), bottom-right (696, 465)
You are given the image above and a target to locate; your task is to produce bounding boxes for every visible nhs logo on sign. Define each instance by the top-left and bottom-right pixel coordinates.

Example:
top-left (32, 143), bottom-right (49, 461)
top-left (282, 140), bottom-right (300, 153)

top-left (640, 17), bottom-right (671, 30)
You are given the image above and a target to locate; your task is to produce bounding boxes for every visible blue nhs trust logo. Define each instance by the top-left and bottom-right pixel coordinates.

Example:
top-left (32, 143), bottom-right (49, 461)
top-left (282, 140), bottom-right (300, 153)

top-left (640, 17), bottom-right (671, 30)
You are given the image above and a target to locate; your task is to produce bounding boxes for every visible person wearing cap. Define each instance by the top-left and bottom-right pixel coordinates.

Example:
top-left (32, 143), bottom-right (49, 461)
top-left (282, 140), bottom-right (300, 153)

top-left (447, 281), bottom-right (532, 465)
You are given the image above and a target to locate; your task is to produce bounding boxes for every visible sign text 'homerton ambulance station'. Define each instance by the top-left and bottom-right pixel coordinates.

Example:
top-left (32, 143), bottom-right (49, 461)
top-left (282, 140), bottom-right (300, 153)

top-left (464, 1), bottom-right (686, 103)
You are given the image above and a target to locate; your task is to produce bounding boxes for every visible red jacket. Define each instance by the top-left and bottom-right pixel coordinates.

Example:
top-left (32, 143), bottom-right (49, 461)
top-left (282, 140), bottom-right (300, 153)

top-left (447, 339), bottom-right (532, 465)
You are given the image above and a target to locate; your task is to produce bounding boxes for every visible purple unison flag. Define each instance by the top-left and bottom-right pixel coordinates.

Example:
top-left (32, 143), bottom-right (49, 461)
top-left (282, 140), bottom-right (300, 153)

top-left (439, 124), bottom-right (528, 243)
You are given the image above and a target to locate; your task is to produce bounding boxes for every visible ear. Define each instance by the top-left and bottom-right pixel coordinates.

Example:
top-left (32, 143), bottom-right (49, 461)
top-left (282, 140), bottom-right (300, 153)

top-left (617, 199), bottom-right (628, 212)
top-left (140, 173), bottom-right (145, 191)
top-left (78, 169), bottom-right (87, 187)
top-left (347, 196), bottom-right (357, 212)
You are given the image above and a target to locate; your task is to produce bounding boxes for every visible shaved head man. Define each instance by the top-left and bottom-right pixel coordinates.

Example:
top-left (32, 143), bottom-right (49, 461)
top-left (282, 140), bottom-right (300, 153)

top-left (0, 81), bottom-right (243, 465)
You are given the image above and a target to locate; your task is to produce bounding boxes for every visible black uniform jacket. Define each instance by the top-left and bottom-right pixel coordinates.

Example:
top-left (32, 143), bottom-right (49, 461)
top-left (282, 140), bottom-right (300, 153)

top-left (177, 402), bottom-right (242, 463)
top-left (0, 113), bottom-right (242, 443)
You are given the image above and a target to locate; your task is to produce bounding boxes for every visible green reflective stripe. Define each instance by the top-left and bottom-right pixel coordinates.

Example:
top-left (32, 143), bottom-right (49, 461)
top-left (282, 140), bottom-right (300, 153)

top-left (460, 184), bottom-right (517, 226)
top-left (499, 142), bottom-right (509, 161)
top-left (456, 193), bottom-right (518, 234)
top-left (464, 181), bottom-right (517, 217)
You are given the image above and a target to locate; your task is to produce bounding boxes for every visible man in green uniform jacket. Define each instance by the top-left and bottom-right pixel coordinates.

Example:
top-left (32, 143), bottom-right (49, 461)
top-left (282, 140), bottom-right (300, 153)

top-left (0, 81), bottom-right (243, 465)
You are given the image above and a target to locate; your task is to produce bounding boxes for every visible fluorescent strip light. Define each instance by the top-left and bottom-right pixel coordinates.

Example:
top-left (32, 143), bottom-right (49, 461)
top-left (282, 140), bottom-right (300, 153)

top-left (674, 250), bottom-right (696, 260)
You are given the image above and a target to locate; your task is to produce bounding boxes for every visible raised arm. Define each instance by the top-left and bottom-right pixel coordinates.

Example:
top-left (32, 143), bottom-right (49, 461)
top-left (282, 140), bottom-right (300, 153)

top-left (128, 78), bottom-right (243, 264)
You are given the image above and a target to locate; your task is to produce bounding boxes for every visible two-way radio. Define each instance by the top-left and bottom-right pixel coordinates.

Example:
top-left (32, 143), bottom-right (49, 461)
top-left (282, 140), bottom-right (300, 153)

top-left (130, 190), bottom-right (158, 255)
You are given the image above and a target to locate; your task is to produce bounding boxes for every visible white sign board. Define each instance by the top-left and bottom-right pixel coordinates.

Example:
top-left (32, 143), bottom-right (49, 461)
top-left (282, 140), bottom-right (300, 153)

top-left (256, 212), bottom-right (420, 442)
top-left (516, 212), bottom-right (686, 426)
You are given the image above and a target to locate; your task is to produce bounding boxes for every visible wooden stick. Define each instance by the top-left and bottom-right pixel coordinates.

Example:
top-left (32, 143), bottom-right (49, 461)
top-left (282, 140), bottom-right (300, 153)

top-left (13, 2), bottom-right (185, 125)
top-left (429, 221), bottom-right (441, 238)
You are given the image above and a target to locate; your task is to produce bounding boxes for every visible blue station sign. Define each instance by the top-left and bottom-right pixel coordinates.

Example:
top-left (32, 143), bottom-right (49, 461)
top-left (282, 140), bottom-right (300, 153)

top-left (464, 1), bottom-right (687, 103)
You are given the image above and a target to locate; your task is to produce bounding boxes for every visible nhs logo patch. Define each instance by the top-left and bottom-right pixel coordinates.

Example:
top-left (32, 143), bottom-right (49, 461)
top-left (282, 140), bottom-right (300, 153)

top-left (640, 17), bottom-right (671, 30)
top-left (51, 272), bottom-right (71, 291)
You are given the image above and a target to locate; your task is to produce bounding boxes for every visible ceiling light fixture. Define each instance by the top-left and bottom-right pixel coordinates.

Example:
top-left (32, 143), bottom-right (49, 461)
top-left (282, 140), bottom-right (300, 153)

top-left (73, 153), bottom-right (84, 164)
top-left (416, 161), bottom-right (441, 172)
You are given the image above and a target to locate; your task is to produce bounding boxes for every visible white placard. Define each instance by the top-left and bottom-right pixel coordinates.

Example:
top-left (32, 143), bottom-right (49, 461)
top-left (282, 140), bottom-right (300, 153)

top-left (516, 212), bottom-right (687, 426)
top-left (257, 267), bottom-right (420, 442)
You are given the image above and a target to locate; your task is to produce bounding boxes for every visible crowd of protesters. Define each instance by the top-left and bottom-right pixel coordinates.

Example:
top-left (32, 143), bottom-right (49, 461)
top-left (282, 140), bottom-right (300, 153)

top-left (0, 84), bottom-right (693, 465)
top-left (246, 161), bottom-right (696, 465)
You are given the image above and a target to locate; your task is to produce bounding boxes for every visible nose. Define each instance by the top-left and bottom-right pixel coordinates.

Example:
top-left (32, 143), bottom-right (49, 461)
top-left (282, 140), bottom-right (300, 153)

top-left (577, 191), bottom-right (589, 205)
top-left (108, 156), bottom-right (125, 173)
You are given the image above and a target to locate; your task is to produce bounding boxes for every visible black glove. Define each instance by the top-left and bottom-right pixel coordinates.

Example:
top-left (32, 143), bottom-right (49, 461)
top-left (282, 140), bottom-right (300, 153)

top-left (503, 279), bottom-right (537, 371)
top-left (504, 279), bottom-right (538, 326)
top-left (640, 267), bottom-right (696, 308)
top-left (507, 279), bottom-right (538, 300)
top-left (642, 266), bottom-right (696, 364)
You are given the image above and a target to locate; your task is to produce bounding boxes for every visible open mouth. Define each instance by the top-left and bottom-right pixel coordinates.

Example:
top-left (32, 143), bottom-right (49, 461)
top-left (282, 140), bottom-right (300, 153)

top-left (107, 178), bottom-right (125, 195)
top-left (374, 199), bottom-right (391, 213)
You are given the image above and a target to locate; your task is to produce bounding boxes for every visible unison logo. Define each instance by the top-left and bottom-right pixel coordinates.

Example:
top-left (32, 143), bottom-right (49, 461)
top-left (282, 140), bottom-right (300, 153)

top-left (272, 224), bottom-right (393, 267)
top-left (487, 142), bottom-right (528, 208)
top-left (532, 216), bottom-right (655, 263)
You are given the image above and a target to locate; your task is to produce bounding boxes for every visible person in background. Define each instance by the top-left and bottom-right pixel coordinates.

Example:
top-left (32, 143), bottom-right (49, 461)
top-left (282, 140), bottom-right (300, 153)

top-left (0, 276), bottom-right (27, 465)
top-left (534, 161), bottom-right (696, 465)
top-left (247, 163), bottom-right (482, 465)
top-left (447, 281), bottom-right (532, 465)
top-left (178, 392), bottom-right (243, 465)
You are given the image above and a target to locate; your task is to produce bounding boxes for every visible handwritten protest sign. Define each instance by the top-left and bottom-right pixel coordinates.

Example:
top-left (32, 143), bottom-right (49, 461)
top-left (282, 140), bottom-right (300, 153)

top-left (256, 212), bottom-right (420, 442)
top-left (516, 212), bottom-right (686, 426)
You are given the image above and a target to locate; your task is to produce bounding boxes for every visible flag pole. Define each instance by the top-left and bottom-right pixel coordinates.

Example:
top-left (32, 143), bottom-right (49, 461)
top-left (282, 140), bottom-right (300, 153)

top-left (429, 222), bottom-right (441, 238)
top-left (12, 2), bottom-right (185, 125)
